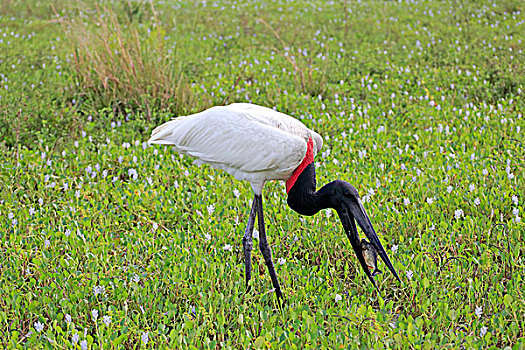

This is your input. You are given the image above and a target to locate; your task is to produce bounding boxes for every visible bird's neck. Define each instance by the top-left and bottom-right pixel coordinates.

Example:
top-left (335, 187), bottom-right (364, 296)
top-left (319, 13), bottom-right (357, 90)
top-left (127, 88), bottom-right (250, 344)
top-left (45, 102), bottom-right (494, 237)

top-left (287, 162), bottom-right (336, 216)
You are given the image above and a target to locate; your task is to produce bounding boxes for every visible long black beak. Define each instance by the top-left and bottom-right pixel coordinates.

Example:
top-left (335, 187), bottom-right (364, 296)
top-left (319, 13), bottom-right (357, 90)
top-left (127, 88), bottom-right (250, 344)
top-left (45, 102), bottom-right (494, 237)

top-left (336, 199), bottom-right (401, 287)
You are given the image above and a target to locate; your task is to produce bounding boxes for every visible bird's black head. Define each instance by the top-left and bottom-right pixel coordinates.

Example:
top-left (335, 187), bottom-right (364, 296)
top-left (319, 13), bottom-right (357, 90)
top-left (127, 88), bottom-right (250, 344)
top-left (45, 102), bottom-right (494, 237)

top-left (328, 179), bottom-right (359, 205)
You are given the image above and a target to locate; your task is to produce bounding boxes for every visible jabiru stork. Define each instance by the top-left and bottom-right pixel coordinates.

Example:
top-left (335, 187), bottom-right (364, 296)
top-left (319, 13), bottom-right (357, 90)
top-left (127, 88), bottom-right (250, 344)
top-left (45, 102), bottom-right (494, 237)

top-left (148, 103), bottom-right (400, 299)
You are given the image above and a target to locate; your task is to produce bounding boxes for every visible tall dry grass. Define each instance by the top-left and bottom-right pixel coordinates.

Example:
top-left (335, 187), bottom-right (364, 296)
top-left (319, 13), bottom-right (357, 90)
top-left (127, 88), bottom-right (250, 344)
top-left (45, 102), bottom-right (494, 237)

top-left (61, 2), bottom-right (193, 119)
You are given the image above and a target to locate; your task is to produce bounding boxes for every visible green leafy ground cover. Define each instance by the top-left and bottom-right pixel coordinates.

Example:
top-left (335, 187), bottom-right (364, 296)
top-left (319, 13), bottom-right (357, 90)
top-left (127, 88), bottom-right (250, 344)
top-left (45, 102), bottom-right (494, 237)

top-left (0, 0), bottom-right (524, 348)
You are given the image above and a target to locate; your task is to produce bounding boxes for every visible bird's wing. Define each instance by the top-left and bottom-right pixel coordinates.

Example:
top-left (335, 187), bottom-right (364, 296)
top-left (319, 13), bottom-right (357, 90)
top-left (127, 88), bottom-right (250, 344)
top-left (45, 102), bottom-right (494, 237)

top-left (225, 103), bottom-right (323, 154)
top-left (148, 105), bottom-right (310, 190)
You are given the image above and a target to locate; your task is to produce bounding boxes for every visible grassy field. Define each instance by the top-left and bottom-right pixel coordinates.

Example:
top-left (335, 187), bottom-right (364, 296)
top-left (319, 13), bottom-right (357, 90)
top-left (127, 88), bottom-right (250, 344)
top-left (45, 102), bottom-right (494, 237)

top-left (1, 0), bottom-right (524, 348)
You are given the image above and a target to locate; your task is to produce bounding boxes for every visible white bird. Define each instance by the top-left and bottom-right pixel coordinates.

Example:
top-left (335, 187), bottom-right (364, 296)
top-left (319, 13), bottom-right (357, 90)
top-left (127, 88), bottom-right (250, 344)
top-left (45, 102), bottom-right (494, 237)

top-left (149, 103), bottom-right (399, 299)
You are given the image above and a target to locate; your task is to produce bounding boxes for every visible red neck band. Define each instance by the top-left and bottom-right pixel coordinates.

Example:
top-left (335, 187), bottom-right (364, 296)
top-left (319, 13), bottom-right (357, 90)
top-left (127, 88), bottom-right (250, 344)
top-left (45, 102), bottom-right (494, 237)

top-left (286, 137), bottom-right (315, 194)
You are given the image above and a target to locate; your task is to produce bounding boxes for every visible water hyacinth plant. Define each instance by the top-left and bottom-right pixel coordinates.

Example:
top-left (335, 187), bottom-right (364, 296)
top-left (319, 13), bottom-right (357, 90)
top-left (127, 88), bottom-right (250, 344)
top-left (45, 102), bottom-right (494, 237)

top-left (1, 0), bottom-right (524, 348)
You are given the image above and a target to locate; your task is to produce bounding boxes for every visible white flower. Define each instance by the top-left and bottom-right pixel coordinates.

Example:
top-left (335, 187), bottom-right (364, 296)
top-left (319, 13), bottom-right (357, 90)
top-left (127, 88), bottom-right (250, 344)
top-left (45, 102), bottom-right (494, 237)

top-left (512, 195), bottom-right (518, 205)
top-left (475, 305), bottom-right (482, 318)
top-left (426, 197), bottom-right (434, 204)
top-left (72, 333), bottom-right (79, 344)
top-left (92, 309), bottom-right (99, 321)
top-left (482, 169), bottom-right (488, 176)
top-left (253, 229), bottom-right (259, 240)
top-left (8, 212), bottom-right (14, 220)
top-left (44, 239), bottom-right (50, 248)
top-left (81, 339), bottom-right (88, 350)
top-left (278, 258), bottom-right (286, 265)
top-left (233, 189), bottom-right (240, 198)
top-left (469, 184), bottom-right (476, 192)
top-left (429, 224), bottom-right (435, 231)
top-left (141, 331), bottom-right (149, 344)
top-left (406, 270), bottom-right (414, 280)
top-left (152, 222), bottom-right (159, 231)
top-left (474, 198), bottom-right (481, 206)
top-left (128, 168), bottom-right (138, 180)
top-left (454, 209), bottom-right (464, 219)
top-left (75, 190), bottom-right (81, 198)
top-left (512, 208), bottom-right (519, 217)
top-left (132, 274), bottom-right (140, 283)
top-left (391, 245), bottom-right (398, 253)
top-left (335, 294), bottom-right (342, 302)
top-left (29, 207), bottom-right (36, 216)
top-left (103, 315), bottom-right (111, 326)
top-left (93, 285), bottom-right (105, 297)
top-left (480, 326), bottom-right (487, 337)
top-left (65, 314), bottom-right (72, 323)
top-left (207, 204), bottom-right (215, 215)
top-left (34, 321), bottom-right (44, 332)
top-left (223, 244), bottom-right (232, 252)
top-left (404, 198), bottom-right (410, 205)
top-left (65, 229), bottom-right (71, 237)
top-left (204, 233), bottom-right (211, 241)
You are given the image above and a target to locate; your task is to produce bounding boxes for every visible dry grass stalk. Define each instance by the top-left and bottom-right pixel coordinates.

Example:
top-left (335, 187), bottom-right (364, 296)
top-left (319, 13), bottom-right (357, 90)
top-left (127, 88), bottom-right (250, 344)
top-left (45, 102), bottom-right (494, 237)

top-left (257, 18), bottom-right (328, 97)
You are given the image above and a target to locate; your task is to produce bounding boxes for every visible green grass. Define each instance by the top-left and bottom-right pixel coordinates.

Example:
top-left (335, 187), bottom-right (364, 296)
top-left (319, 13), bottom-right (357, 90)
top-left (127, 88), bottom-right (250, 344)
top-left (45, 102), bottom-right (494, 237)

top-left (1, 0), bottom-right (524, 348)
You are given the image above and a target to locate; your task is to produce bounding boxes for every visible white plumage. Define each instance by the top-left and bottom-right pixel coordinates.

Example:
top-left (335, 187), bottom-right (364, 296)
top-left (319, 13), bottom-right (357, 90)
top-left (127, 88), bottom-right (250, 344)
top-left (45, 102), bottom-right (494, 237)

top-left (148, 103), bottom-right (323, 194)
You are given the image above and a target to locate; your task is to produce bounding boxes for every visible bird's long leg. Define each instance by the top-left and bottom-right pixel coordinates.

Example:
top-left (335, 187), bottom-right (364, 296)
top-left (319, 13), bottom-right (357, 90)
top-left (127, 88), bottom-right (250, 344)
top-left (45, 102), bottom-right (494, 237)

top-left (242, 196), bottom-right (257, 287)
top-left (255, 194), bottom-right (283, 299)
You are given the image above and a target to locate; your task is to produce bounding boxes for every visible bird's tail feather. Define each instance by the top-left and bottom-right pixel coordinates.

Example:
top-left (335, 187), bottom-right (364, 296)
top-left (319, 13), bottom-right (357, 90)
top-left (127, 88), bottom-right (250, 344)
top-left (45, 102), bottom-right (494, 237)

top-left (148, 120), bottom-right (178, 145)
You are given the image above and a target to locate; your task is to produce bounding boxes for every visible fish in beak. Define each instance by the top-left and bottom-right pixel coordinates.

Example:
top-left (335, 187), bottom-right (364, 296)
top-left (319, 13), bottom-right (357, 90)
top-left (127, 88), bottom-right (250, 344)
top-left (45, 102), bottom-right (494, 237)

top-left (361, 239), bottom-right (383, 277)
